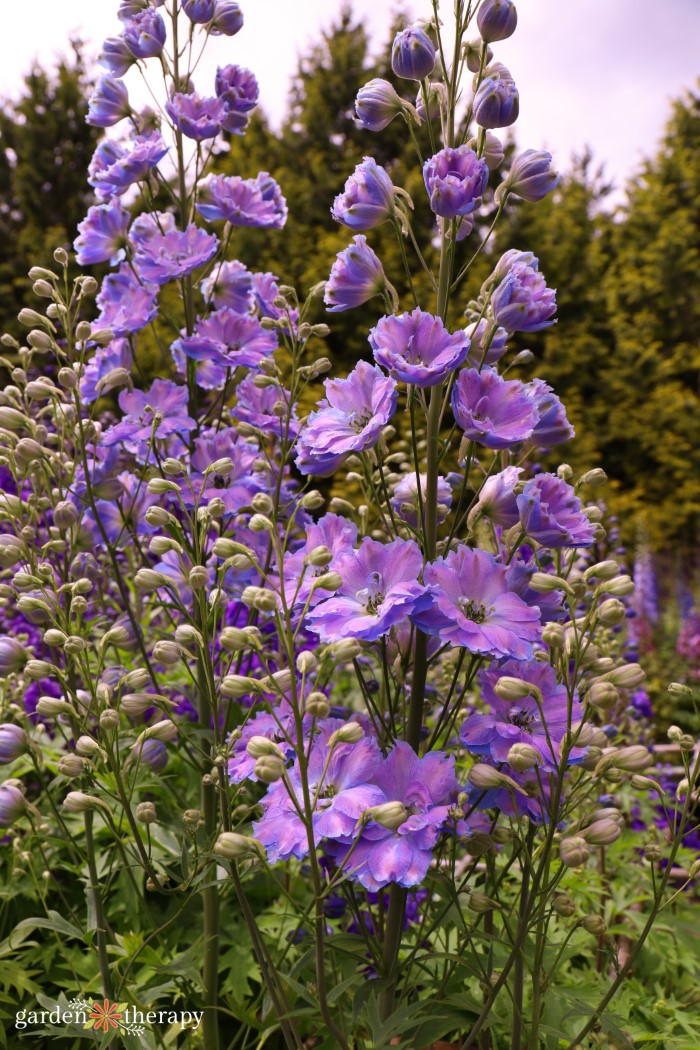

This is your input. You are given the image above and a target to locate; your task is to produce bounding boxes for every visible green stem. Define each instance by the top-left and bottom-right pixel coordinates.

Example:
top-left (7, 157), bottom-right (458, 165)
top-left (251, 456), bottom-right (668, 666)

top-left (83, 811), bottom-right (113, 1001)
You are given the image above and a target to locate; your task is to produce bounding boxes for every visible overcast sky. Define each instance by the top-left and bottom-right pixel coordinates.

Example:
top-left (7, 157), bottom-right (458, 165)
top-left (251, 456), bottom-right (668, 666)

top-left (0, 0), bottom-right (698, 200)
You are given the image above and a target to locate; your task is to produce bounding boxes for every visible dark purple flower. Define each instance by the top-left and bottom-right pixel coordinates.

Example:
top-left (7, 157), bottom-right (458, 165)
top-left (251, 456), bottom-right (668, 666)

top-left (99, 36), bottom-right (136, 77)
top-left (329, 743), bottom-right (457, 891)
top-left (0, 784), bottom-right (25, 828)
top-left (165, 92), bottom-right (226, 140)
top-left (324, 235), bottom-right (387, 313)
top-left (95, 265), bottom-right (158, 335)
top-left (423, 146), bottom-right (489, 219)
top-left (183, 0), bottom-right (216, 23)
top-left (355, 79), bottom-right (405, 132)
top-left (172, 308), bottom-right (277, 389)
top-left (391, 26), bottom-right (436, 81)
top-left (370, 308), bottom-right (470, 387)
top-left (473, 68), bottom-right (520, 129)
top-left (0, 724), bottom-right (26, 763)
top-left (132, 215), bottom-right (218, 285)
top-left (331, 157), bottom-right (395, 231)
top-left (295, 360), bottom-right (397, 476)
top-left (392, 472), bottom-right (453, 528)
top-left (80, 338), bottom-right (134, 403)
top-left (201, 259), bottom-right (253, 312)
top-left (233, 373), bottom-right (299, 438)
top-left (415, 546), bottom-right (541, 658)
top-left (500, 149), bottom-right (559, 203)
top-left (87, 76), bottom-right (130, 127)
top-left (451, 367), bottom-right (538, 450)
top-left (462, 659), bottom-right (585, 769)
top-left (139, 739), bottom-right (168, 771)
top-left (123, 10), bottom-right (166, 58)
top-left (74, 200), bottom-right (130, 265)
top-left (214, 65), bottom-right (259, 134)
top-left (470, 466), bottom-right (523, 529)
top-left (491, 258), bottom-right (557, 332)
top-left (464, 318), bottom-right (509, 368)
top-left (197, 172), bottom-right (287, 227)
top-left (477, 0), bottom-right (518, 42)
top-left (88, 133), bottom-right (169, 200)
top-left (102, 379), bottom-right (196, 456)
top-left (306, 537), bottom-right (429, 643)
top-left (210, 0), bottom-right (243, 35)
top-left (526, 379), bottom-right (574, 447)
top-left (517, 473), bottom-right (596, 548)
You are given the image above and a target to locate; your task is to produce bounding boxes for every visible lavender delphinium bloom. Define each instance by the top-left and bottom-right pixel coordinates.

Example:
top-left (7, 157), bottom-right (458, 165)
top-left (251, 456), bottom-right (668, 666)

top-left (391, 26), bottom-right (436, 81)
top-left (214, 65), bottom-right (259, 133)
top-left (415, 546), bottom-right (541, 658)
top-left (470, 466), bottom-right (523, 529)
top-left (133, 217), bottom-right (218, 285)
top-left (252, 271), bottom-right (299, 330)
top-left (233, 373), bottom-right (299, 438)
top-left (473, 67), bottom-right (520, 129)
top-left (88, 471), bottom-right (159, 545)
top-left (165, 92), bottom-right (227, 140)
top-left (517, 474), bottom-right (596, 548)
top-left (462, 660), bottom-right (585, 769)
top-left (88, 133), bottom-right (169, 199)
top-left (210, 0), bottom-right (244, 35)
top-left (86, 76), bottom-right (130, 127)
top-left (102, 379), bottom-right (196, 457)
top-left (423, 146), bottom-right (489, 219)
top-left (182, 0), bottom-right (216, 23)
top-left (491, 258), bottom-right (557, 332)
top-left (324, 236), bottom-right (387, 313)
top-left (173, 308), bottom-right (277, 389)
top-left (370, 308), bottom-right (470, 386)
top-left (329, 744), bottom-right (457, 891)
top-left (184, 428), bottom-right (262, 515)
top-left (477, 0), bottom-right (518, 42)
top-left (201, 259), bottom-right (253, 312)
top-left (499, 149), bottom-right (559, 203)
top-left (197, 173), bottom-right (287, 228)
top-left (451, 367), bottom-right (538, 450)
top-left (74, 200), bottom-right (131, 265)
top-left (95, 265), bottom-right (158, 335)
top-left (80, 338), bottom-right (134, 404)
top-left (331, 158), bottom-right (395, 230)
top-left (392, 473), bottom-right (453, 528)
top-left (282, 513), bottom-right (358, 609)
top-left (526, 379), bottom-right (574, 447)
top-left (464, 318), bottom-right (508, 367)
top-left (0, 783), bottom-right (25, 828)
top-left (295, 360), bottom-right (396, 476)
top-left (122, 9), bottom-right (167, 58)
top-left (306, 537), bottom-right (430, 643)
top-left (0, 724), bottom-right (26, 764)
top-left (138, 739), bottom-right (169, 771)
top-left (99, 35), bottom-right (136, 77)
top-left (355, 79), bottom-right (405, 131)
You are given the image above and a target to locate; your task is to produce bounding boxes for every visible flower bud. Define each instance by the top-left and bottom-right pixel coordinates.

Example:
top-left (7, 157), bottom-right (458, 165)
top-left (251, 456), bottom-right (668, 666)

top-left (0, 783), bottom-right (26, 827)
top-left (188, 566), bottom-right (209, 591)
top-left (151, 640), bottom-right (182, 666)
top-left (36, 696), bottom-right (73, 717)
top-left (604, 745), bottom-right (653, 773)
top-left (246, 736), bottom-right (283, 760)
top-left (355, 78), bottom-right (409, 132)
top-left (581, 914), bottom-right (606, 935)
top-left (391, 26), bottom-right (435, 81)
top-left (679, 734), bottom-right (696, 752)
top-left (122, 668), bottom-right (151, 690)
top-left (249, 513), bottom-right (273, 533)
top-left (365, 801), bottom-right (408, 830)
top-left (579, 468), bottom-right (607, 488)
top-left (305, 692), bottom-right (331, 718)
top-left (0, 724), bottom-right (27, 763)
top-left (468, 764), bottom-right (521, 792)
top-left (603, 664), bottom-right (646, 690)
top-left (99, 709), bottom-right (120, 730)
top-left (312, 571), bottom-right (343, 592)
top-left (467, 891), bottom-right (499, 914)
top-left (541, 622), bottom-right (565, 649)
top-left (493, 676), bottom-right (535, 702)
top-left (136, 801), bottom-right (157, 824)
top-left (559, 836), bottom-right (590, 867)
top-left (76, 735), bottom-right (103, 758)
top-left (25, 659), bottom-right (57, 680)
top-left (214, 832), bottom-right (262, 860)
top-left (582, 819), bottom-right (622, 846)
top-left (668, 682), bottom-right (693, 700)
top-left (528, 572), bottom-right (572, 595)
top-left (585, 682), bottom-right (619, 710)
top-left (254, 755), bottom-right (285, 783)
top-left (477, 0), bottom-right (517, 43)
top-left (552, 894), bottom-right (576, 918)
top-left (667, 724), bottom-right (683, 741)
top-left (305, 545), bottom-right (332, 568)
top-left (327, 638), bottom-right (362, 662)
top-left (58, 754), bottom-right (85, 778)
top-left (463, 39), bottom-right (493, 74)
top-left (64, 636), bottom-right (87, 656)
top-left (0, 407), bottom-right (29, 430)
top-left (221, 675), bottom-right (261, 699)
top-left (296, 651), bottom-right (318, 675)
top-left (329, 723), bottom-right (364, 747)
top-left (63, 791), bottom-right (109, 814)
top-left (241, 586), bottom-right (279, 612)
top-left (134, 720), bottom-right (177, 746)
top-left (507, 742), bottom-right (540, 772)
top-left (596, 598), bottom-right (626, 627)
top-left (301, 490), bottom-right (325, 510)
top-left (0, 637), bottom-right (28, 677)
top-left (599, 575), bottom-right (635, 597)
top-left (583, 560), bottom-right (619, 582)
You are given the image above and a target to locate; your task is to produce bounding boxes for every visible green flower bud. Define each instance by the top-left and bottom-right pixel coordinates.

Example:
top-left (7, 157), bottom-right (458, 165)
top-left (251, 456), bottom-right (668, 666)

top-left (581, 914), bottom-right (606, 935)
top-left (582, 819), bottom-right (622, 846)
top-left (552, 894), bottom-right (576, 917)
top-left (246, 736), bottom-right (283, 760)
top-left (365, 801), bottom-right (407, 830)
top-left (559, 836), bottom-right (590, 867)
top-left (136, 801), bottom-right (157, 824)
top-left (58, 754), bottom-right (85, 778)
top-left (254, 755), bottom-right (285, 783)
top-left (329, 723), bottom-right (364, 747)
top-left (214, 831), bottom-right (262, 860)
top-left (507, 742), bottom-right (540, 772)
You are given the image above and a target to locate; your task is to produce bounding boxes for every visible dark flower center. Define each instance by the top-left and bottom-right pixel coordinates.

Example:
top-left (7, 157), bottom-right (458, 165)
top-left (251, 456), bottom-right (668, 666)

top-left (212, 474), bottom-right (228, 489)
top-left (458, 598), bottom-right (486, 623)
top-left (510, 709), bottom-right (535, 732)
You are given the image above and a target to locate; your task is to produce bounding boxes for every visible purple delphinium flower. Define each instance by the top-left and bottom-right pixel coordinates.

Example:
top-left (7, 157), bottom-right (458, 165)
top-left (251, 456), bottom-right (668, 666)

top-left (232, 373), bottom-right (299, 438)
top-left (355, 79), bottom-right (405, 131)
top-left (282, 513), bottom-right (358, 609)
top-left (0, 783), bottom-right (25, 828)
top-left (80, 338), bottom-right (134, 404)
top-left (228, 700), bottom-right (299, 783)
top-left (477, 0), bottom-right (517, 43)
top-left (254, 723), bottom-right (385, 863)
top-left (306, 537), bottom-right (430, 643)
top-left (95, 265), bottom-right (158, 335)
top-left (632, 547), bottom-right (659, 626)
top-left (74, 200), bottom-right (131, 265)
top-left (466, 764), bottom-right (552, 822)
top-left (183, 428), bottom-right (261, 515)
top-left (470, 466), bottom-right (523, 529)
top-left (331, 157), bottom-right (395, 230)
top-left (210, 0), bottom-right (244, 35)
top-left (132, 217), bottom-right (218, 285)
top-left (505, 551), bottom-right (567, 625)
top-left (214, 65), bottom-right (259, 134)
top-left (370, 308), bottom-right (470, 387)
top-left (252, 271), bottom-right (299, 331)
top-left (295, 360), bottom-right (397, 476)
top-left (518, 474), bottom-right (596, 548)
top-left (0, 724), bottom-right (26, 763)
top-left (423, 146), bottom-right (489, 219)
top-left (87, 471), bottom-right (159, 545)
top-left (182, 0), bottom-right (216, 23)
top-left (473, 68), bottom-right (519, 129)
top-left (88, 133), bottom-right (169, 199)
top-left (201, 259), bottom-right (253, 312)
top-left (415, 546), bottom-right (541, 658)
top-left (197, 172), bottom-right (287, 227)
top-left (102, 379), bottom-right (196, 456)
top-left (122, 9), bottom-right (167, 58)
top-left (526, 379), bottom-right (574, 447)
top-left (99, 36), bottom-right (136, 77)
top-left (172, 308), bottom-right (277, 390)
top-left (462, 659), bottom-right (585, 770)
top-left (139, 739), bottom-right (168, 771)
top-left (491, 259), bottom-right (557, 332)
top-left (392, 473), bottom-right (452, 529)
top-left (629, 688), bottom-right (653, 721)
top-left (87, 76), bottom-right (130, 127)
top-left (329, 743), bottom-right (457, 891)
top-left (451, 367), bottom-right (538, 450)
top-left (324, 236), bottom-right (387, 313)
top-left (501, 149), bottom-right (559, 203)
top-left (165, 92), bottom-right (227, 140)
top-left (464, 318), bottom-right (508, 368)
top-left (391, 27), bottom-right (436, 81)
